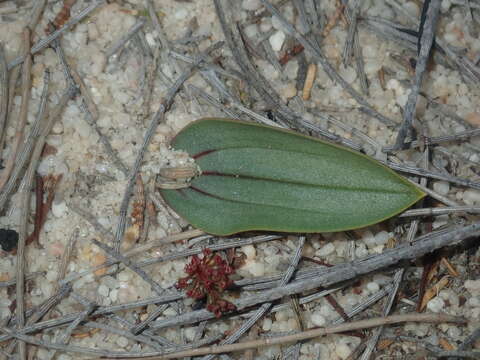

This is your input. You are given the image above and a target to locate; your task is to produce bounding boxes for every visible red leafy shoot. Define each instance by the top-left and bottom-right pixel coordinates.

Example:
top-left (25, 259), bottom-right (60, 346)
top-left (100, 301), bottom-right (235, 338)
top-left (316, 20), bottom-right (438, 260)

top-left (176, 249), bottom-right (236, 317)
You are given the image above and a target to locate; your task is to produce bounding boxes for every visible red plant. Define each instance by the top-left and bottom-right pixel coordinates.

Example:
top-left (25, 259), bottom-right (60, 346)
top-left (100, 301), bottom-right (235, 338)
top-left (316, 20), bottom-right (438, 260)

top-left (176, 249), bottom-right (236, 317)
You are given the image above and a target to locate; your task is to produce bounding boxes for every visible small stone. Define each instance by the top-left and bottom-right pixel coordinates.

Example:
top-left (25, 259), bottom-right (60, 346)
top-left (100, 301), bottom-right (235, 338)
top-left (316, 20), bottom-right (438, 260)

top-left (463, 190), bottom-right (480, 205)
top-left (275, 310), bottom-right (289, 321)
top-left (465, 112), bottom-right (480, 127)
top-left (241, 244), bottom-right (256, 260)
top-left (242, 0), bottom-right (262, 11)
top-left (98, 284), bottom-right (109, 297)
top-left (259, 18), bottom-right (272, 32)
top-left (184, 327), bottom-right (196, 341)
top-left (175, 8), bottom-right (188, 20)
top-left (316, 243), bottom-right (335, 257)
top-left (374, 231), bottom-right (390, 246)
top-left (433, 181), bottom-right (450, 196)
top-left (366, 281), bottom-right (380, 293)
top-left (361, 230), bottom-right (376, 247)
top-left (116, 336), bottom-right (129, 348)
top-left (92, 253), bottom-right (108, 276)
top-left (51, 200), bottom-right (68, 218)
top-left (311, 312), bottom-right (326, 327)
top-left (441, 0), bottom-right (451, 12)
top-left (335, 342), bottom-right (352, 359)
top-left (109, 289), bottom-right (118, 302)
top-left (465, 279), bottom-right (480, 294)
top-left (52, 122), bottom-right (64, 135)
top-left (427, 297), bottom-right (445, 313)
top-left (242, 260), bottom-right (265, 277)
top-left (262, 318), bottom-right (272, 331)
top-left (468, 297), bottom-right (480, 307)
top-left (269, 30), bottom-right (285, 52)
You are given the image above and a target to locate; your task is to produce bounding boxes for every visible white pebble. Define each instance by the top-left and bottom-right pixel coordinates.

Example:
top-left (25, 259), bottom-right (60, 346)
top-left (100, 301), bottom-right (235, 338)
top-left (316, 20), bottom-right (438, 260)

top-left (275, 310), bottom-right (289, 321)
top-left (311, 312), bottom-right (326, 327)
top-left (468, 297), bottom-right (480, 307)
top-left (463, 190), bottom-right (480, 205)
top-left (427, 297), bottom-right (445, 313)
top-left (441, 0), bottom-right (451, 12)
top-left (241, 244), bottom-right (256, 260)
top-left (374, 231), bottom-right (390, 246)
top-left (243, 260), bottom-right (265, 277)
top-left (109, 289), bottom-right (118, 302)
top-left (184, 327), bottom-right (196, 341)
top-left (262, 318), bottom-right (272, 331)
top-left (175, 8), bottom-right (188, 20)
top-left (366, 281), bottom-right (380, 293)
top-left (335, 343), bottom-right (352, 359)
top-left (116, 336), bottom-right (129, 348)
top-left (361, 230), bottom-right (376, 247)
top-left (52, 122), bottom-right (64, 135)
top-left (316, 243), bottom-right (335, 257)
top-left (269, 30), bottom-right (285, 52)
top-left (355, 243), bottom-right (368, 258)
top-left (439, 290), bottom-right (459, 307)
top-left (259, 18), bottom-right (272, 32)
top-left (51, 200), bottom-right (68, 218)
top-left (98, 284), bottom-right (109, 297)
top-left (90, 51), bottom-right (106, 77)
top-left (465, 279), bottom-right (480, 294)
top-left (433, 181), bottom-right (450, 196)
top-left (242, 0), bottom-right (262, 11)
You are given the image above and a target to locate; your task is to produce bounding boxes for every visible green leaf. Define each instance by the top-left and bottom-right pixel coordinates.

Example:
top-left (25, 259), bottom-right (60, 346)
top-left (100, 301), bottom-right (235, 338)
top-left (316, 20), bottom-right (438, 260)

top-left (159, 118), bottom-right (425, 236)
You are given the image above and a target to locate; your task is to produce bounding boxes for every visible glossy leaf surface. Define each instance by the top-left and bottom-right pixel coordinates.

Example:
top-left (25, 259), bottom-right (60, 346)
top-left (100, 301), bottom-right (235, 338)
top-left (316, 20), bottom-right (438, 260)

top-left (160, 119), bottom-right (425, 235)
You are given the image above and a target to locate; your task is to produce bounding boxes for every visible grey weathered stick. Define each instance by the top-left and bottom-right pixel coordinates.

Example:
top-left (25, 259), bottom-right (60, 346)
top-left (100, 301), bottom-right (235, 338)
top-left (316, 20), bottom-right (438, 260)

top-left (151, 222), bottom-right (480, 329)
top-left (0, 29), bottom-right (32, 192)
top-left (0, 43), bottom-right (7, 149)
top-left (394, 0), bottom-right (441, 149)
top-left (0, 272), bottom-right (45, 288)
top-left (401, 206), bottom-right (480, 217)
top-left (54, 229), bottom-right (79, 293)
top-left (387, 161), bottom-right (480, 190)
top-left (106, 17), bottom-right (147, 59)
top-left (0, 70), bottom-right (50, 210)
top-left (342, 0), bottom-right (361, 65)
top-left (384, 128), bottom-right (480, 152)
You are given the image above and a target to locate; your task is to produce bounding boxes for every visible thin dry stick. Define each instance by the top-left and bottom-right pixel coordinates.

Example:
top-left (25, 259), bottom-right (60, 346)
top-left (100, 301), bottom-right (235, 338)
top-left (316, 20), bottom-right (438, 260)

top-left (0, 70), bottom-right (51, 210)
top-left (102, 313), bottom-right (465, 359)
top-left (0, 29), bottom-right (32, 191)
top-left (394, 0), bottom-right (440, 149)
top-left (53, 229), bottom-right (79, 293)
top-left (400, 206), bottom-right (480, 217)
top-left (0, 43), bottom-right (7, 148)
top-left (16, 89), bottom-right (71, 360)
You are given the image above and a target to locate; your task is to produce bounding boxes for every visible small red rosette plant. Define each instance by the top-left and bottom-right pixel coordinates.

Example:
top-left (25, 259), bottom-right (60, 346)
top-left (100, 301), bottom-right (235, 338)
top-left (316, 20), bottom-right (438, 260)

top-left (176, 249), bottom-right (236, 317)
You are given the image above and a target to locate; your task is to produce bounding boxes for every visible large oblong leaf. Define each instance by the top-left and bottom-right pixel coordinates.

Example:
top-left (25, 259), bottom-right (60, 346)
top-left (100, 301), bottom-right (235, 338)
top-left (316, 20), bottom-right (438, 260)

top-left (159, 118), bottom-right (425, 236)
